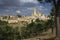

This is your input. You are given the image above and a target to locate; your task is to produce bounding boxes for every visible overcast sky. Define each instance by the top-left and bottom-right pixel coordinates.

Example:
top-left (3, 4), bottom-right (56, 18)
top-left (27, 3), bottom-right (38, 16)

top-left (0, 0), bottom-right (53, 16)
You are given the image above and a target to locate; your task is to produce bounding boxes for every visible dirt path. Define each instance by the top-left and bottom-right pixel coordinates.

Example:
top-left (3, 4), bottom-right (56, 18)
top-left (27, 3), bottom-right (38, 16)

top-left (22, 28), bottom-right (56, 40)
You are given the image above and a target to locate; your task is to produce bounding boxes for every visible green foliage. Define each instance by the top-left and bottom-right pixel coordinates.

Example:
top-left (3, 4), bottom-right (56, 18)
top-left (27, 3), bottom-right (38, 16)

top-left (0, 20), bottom-right (8, 25)
top-left (50, 7), bottom-right (56, 16)
top-left (45, 0), bottom-right (52, 3)
top-left (21, 18), bottom-right (55, 39)
top-left (0, 19), bottom-right (55, 39)
top-left (3, 16), bottom-right (7, 19)
top-left (0, 20), bottom-right (21, 40)
top-left (21, 19), bottom-right (47, 38)
top-left (37, 0), bottom-right (53, 3)
top-left (37, 0), bottom-right (42, 3)
top-left (35, 18), bottom-right (40, 22)
top-left (0, 26), bottom-right (21, 40)
top-left (45, 17), bottom-right (55, 28)
top-left (17, 15), bottom-right (22, 18)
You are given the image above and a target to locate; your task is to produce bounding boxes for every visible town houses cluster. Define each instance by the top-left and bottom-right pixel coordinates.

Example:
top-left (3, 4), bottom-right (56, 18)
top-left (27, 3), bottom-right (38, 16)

top-left (0, 8), bottom-right (50, 24)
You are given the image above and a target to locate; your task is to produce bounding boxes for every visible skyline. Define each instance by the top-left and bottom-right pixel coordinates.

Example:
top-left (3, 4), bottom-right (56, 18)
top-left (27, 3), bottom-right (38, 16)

top-left (0, 0), bottom-right (53, 16)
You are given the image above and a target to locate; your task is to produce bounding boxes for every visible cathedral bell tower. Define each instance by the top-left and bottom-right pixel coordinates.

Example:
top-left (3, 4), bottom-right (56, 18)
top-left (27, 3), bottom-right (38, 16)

top-left (32, 8), bottom-right (37, 16)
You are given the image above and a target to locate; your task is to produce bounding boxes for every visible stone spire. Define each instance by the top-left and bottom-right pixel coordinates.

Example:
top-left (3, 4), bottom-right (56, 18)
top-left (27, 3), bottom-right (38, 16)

top-left (32, 8), bottom-right (37, 16)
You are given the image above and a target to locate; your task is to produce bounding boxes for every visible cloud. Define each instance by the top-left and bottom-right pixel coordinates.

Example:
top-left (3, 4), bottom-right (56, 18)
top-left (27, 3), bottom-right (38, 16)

top-left (37, 6), bottom-right (48, 10)
top-left (20, 3), bottom-right (38, 8)
top-left (0, 0), bottom-right (39, 9)
top-left (39, 6), bottom-right (46, 9)
top-left (20, 0), bottom-right (38, 4)
top-left (27, 7), bottom-right (34, 10)
top-left (5, 9), bottom-right (10, 12)
top-left (0, 0), bottom-right (20, 7)
top-left (0, 0), bottom-right (4, 4)
top-left (0, 0), bottom-right (50, 16)
top-left (26, 5), bottom-right (48, 11)
top-left (39, 6), bottom-right (43, 8)
top-left (16, 10), bottom-right (21, 14)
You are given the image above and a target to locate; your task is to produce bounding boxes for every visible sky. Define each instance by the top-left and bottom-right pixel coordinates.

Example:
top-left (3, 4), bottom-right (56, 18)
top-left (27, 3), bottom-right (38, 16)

top-left (0, 0), bottom-right (53, 16)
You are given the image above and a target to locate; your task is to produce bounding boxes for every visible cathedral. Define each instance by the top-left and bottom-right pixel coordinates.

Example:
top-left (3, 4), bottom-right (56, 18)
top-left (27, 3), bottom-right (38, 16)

top-left (32, 8), bottom-right (42, 17)
top-left (31, 8), bottom-right (49, 20)
top-left (0, 8), bottom-right (50, 24)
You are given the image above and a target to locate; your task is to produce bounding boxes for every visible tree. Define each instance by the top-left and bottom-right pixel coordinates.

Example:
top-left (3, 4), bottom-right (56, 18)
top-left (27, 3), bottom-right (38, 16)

top-left (50, 7), bottom-right (56, 16)
top-left (0, 20), bottom-right (8, 26)
top-left (17, 15), bottom-right (22, 18)
top-left (35, 18), bottom-right (40, 22)
top-left (21, 19), bottom-right (49, 38)
top-left (0, 21), bottom-right (21, 40)
top-left (0, 26), bottom-right (21, 40)
top-left (3, 16), bottom-right (7, 19)
top-left (45, 19), bottom-right (55, 32)
top-left (37, 0), bottom-right (60, 39)
top-left (50, 6), bottom-right (56, 33)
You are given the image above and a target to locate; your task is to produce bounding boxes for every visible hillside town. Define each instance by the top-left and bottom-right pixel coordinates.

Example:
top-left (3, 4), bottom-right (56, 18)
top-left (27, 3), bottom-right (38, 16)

top-left (0, 8), bottom-right (49, 24)
top-left (0, 0), bottom-right (60, 40)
